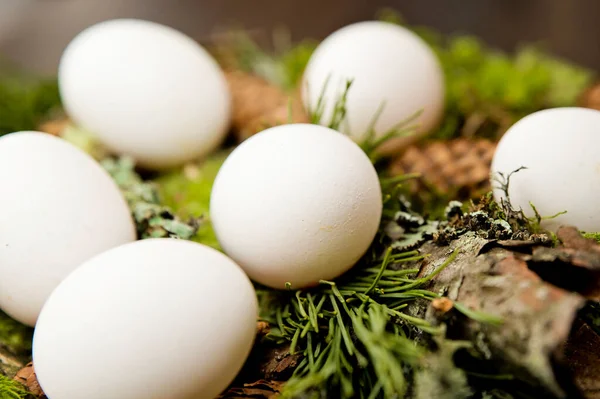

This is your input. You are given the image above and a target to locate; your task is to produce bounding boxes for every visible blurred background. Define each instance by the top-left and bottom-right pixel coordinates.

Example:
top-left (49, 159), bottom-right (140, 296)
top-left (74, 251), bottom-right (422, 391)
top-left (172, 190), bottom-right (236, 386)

top-left (0, 0), bottom-right (599, 76)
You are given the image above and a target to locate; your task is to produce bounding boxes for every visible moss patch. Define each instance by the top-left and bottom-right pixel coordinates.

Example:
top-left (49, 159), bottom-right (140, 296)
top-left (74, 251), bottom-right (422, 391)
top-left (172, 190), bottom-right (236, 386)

top-left (0, 312), bottom-right (32, 356)
top-left (0, 373), bottom-right (29, 398)
top-left (0, 74), bottom-right (61, 137)
top-left (155, 150), bottom-right (231, 250)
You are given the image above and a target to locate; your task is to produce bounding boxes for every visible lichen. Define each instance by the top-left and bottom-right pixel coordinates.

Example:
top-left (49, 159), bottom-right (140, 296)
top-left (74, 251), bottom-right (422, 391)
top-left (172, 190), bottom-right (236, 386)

top-left (434, 194), bottom-right (553, 245)
top-left (411, 339), bottom-right (473, 399)
top-left (101, 157), bottom-right (203, 240)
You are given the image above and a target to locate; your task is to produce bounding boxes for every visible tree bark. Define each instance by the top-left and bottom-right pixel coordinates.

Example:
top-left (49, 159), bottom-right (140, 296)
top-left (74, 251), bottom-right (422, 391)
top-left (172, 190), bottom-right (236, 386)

top-left (410, 232), bottom-right (587, 398)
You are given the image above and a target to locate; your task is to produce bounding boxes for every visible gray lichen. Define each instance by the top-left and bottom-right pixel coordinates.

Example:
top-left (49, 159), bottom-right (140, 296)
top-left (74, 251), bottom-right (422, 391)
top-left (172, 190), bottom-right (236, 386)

top-left (101, 157), bottom-right (202, 240)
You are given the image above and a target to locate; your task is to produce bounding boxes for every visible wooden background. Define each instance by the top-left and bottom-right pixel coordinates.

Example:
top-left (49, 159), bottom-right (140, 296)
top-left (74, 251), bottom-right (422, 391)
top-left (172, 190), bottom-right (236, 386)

top-left (0, 0), bottom-right (599, 75)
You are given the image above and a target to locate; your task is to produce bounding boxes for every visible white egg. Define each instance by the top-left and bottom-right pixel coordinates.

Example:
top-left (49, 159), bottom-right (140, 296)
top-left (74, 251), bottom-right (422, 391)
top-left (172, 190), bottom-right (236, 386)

top-left (0, 131), bottom-right (136, 326)
top-left (210, 124), bottom-right (382, 289)
top-left (302, 21), bottom-right (445, 143)
top-left (33, 238), bottom-right (258, 399)
top-left (491, 107), bottom-right (600, 232)
top-left (59, 19), bottom-right (231, 170)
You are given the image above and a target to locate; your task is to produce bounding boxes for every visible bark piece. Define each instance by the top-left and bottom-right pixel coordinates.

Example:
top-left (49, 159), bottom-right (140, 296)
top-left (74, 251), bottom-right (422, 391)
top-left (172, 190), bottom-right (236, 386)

top-left (0, 346), bottom-right (26, 378)
top-left (259, 344), bottom-right (302, 381)
top-left (224, 231), bottom-right (597, 398)
top-left (564, 320), bottom-right (600, 399)
top-left (219, 380), bottom-right (284, 398)
top-left (14, 362), bottom-right (46, 398)
top-left (558, 226), bottom-right (600, 253)
top-left (217, 324), bottom-right (300, 399)
top-left (412, 233), bottom-right (586, 398)
top-left (526, 226), bottom-right (600, 299)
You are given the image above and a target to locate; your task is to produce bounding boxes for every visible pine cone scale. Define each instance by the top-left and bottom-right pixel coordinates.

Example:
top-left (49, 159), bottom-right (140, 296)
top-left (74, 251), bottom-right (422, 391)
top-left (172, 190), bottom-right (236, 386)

top-left (390, 138), bottom-right (497, 198)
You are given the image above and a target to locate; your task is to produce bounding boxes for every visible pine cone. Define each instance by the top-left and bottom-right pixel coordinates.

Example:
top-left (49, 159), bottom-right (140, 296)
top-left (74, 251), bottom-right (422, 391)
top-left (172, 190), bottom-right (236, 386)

top-left (225, 70), bottom-right (308, 141)
top-left (390, 138), bottom-right (497, 198)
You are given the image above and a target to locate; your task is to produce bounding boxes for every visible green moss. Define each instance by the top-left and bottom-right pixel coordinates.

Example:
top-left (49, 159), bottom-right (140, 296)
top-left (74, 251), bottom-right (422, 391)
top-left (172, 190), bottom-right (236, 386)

top-left (582, 232), bottom-right (600, 243)
top-left (0, 373), bottom-right (29, 399)
top-left (155, 150), bottom-right (231, 250)
top-left (0, 311), bottom-right (32, 356)
top-left (0, 75), bottom-right (62, 136)
top-left (391, 14), bottom-right (594, 140)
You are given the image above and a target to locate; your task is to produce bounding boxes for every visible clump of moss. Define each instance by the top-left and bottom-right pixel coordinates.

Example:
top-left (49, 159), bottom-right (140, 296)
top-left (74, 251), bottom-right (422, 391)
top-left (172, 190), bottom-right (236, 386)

top-left (0, 311), bottom-right (32, 356)
top-left (155, 151), bottom-right (231, 250)
top-left (0, 75), bottom-right (62, 137)
top-left (0, 374), bottom-right (29, 399)
top-left (377, 9), bottom-right (594, 141)
top-left (582, 232), bottom-right (600, 243)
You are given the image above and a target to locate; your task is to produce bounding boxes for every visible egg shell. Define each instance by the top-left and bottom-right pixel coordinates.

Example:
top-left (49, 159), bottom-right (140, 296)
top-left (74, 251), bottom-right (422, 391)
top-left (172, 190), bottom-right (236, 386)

top-left (302, 21), bottom-right (445, 143)
top-left (210, 123), bottom-right (382, 289)
top-left (33, 238), bottom-right (258, 399)
top-left (59, 18), bottom-right (231, 170)
top-left (491, 107), bottom-right (600, 232)
top-left (0, 131), bottom-right (136, 326)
